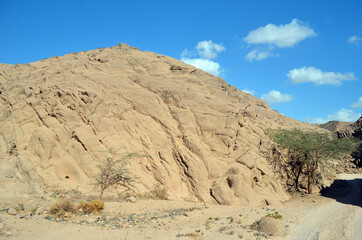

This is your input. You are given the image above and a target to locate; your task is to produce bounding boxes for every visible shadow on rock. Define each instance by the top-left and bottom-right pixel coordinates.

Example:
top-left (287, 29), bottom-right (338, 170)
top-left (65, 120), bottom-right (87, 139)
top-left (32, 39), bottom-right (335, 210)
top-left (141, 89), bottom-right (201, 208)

top-left (320, 178), bottom-right (362, 208)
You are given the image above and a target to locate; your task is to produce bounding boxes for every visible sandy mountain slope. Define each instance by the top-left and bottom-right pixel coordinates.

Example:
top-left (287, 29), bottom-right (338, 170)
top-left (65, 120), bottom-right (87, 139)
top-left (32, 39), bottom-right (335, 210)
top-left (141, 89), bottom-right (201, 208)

top-left (0, 44), bottom-right (319, 206)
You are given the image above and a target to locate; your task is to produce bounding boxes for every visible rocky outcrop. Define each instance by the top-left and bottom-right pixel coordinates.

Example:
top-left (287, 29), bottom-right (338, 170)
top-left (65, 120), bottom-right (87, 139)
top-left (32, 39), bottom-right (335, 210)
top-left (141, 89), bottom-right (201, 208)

top-left (317, 121), bottom-right (352, 134)
top-left (318, 118), bottom-right (362, 170)
top-left (336, 117), bottom-right (362, 138)
top-left (339, 117), bottom-right (362, 168)
top-left (0, 44), bottom-right (320, 205)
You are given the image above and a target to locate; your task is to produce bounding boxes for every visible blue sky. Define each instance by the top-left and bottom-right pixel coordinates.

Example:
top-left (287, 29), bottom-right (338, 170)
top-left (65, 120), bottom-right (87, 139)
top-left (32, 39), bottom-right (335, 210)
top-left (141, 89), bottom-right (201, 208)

top-left (1, 0), bottom-right (361, 123)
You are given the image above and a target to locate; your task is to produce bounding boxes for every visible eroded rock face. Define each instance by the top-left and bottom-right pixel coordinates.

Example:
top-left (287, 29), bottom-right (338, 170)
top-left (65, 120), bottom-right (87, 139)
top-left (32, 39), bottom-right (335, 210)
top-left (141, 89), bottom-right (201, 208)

top-left (335, 117), bottom-right (362, 138)
top-left (0, 44), bottom-right (319, 205)
top-left (318, 121), bottom-right (352, 134)
top-left (337, 117), bottom-right (362, 168)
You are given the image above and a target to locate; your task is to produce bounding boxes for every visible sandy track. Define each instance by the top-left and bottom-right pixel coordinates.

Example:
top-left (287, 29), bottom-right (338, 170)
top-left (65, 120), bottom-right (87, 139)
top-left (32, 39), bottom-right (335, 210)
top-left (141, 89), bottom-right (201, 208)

top-left (287, 174), bottom-right (362, 240)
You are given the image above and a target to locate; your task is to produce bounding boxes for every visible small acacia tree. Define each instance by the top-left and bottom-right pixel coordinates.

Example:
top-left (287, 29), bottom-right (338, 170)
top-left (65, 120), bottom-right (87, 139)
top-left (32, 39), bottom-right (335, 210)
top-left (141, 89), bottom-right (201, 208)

top-left (93, 151), bottom-right (147, 200)
top-left (268, 129), bottom-right (357, 193)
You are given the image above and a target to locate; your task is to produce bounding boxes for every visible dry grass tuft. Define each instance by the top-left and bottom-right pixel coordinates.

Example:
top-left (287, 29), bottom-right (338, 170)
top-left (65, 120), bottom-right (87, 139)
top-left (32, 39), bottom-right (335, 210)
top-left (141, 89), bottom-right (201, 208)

top-left (49, 200), bottom-right (76, 217)
top-left (77, 200), bottom-right (104, 213)
top-left (152, 185), bottom-right (168, 200)
top-left (140, 185), bottom-right (168, 200)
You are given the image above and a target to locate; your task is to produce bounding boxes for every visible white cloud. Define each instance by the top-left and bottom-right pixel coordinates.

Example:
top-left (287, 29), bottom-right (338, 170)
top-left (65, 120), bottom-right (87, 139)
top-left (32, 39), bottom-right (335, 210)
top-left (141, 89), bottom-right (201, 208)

top-left (351, 97), bottom-right (362, 108)
top-left (181, 40), bottom-right (225, 76)
top-left (261, 90), bottom-right (293, 103)
top-left (180, 49), bottom-right (192, 58)
top-left (196, 40), bottom-right (225, 60)
top-left (287, 66), bottom-right (357, 86)
top-left (242, 88), bottom-right (255, 95)
top-left (244, 19), bottom-right (316, 48)
top-left (307, 108), bottom-right (361, 124)
top-left (245, 48), bottom-right (279, 62)
top-left (181, 58), bottom-right (222, 76)
top-left (348, 35), bottom-right (362, 45)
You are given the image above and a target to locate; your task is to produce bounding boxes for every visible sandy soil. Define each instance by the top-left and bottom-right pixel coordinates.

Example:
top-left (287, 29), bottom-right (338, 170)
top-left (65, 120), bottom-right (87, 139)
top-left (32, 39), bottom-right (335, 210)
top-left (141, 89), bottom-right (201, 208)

top-left (1, 175), bottom-right (361, 240)
top-left (286, 174), bottom-right (362, 240)
top-left (0, 195), bottom-right (326, 240)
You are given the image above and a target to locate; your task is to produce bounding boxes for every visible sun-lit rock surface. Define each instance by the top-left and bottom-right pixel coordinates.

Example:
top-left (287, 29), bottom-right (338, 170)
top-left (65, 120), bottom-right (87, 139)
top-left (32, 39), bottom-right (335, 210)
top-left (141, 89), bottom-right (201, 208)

top-left (0, 44), bottom-right (320, 205)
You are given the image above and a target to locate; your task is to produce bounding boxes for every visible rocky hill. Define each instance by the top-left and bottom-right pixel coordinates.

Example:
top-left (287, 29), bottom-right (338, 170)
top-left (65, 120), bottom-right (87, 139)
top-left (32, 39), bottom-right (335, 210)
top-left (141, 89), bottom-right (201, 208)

top-left (336, 117), bottom-right (362, 139)
top-left (317, 121), bottom-right (352, 134)
top-left (337, 117), bottom-right (362, 168)
top-left (0, 44), bottom-right (321, 205)
top-left (317, 117), bottom-right (362, 172)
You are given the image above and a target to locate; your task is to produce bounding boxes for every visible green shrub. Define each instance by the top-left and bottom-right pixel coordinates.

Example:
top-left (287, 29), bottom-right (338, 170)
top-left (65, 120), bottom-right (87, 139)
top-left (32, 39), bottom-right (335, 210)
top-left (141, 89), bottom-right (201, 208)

top-left (266, 211), bottom-right (282, 219)
top-left (268, 128), bottom-right (358, 193)
top-left (30, 207), bottom-right (38, 215)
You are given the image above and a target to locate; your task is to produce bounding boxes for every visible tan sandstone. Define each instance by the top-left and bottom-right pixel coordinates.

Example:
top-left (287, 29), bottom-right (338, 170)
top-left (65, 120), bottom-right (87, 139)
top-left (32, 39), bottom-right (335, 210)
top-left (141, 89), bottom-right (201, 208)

top-left (0, 44), bottom-right (321, 206)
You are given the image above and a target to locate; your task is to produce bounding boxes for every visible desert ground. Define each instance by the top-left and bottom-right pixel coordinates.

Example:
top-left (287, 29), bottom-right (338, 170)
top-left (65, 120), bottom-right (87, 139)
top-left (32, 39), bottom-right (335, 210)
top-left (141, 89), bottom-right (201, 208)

top-left (1, 174), bottom-right (361, 240)
top-left (287, 174), bottom-right (362, 240)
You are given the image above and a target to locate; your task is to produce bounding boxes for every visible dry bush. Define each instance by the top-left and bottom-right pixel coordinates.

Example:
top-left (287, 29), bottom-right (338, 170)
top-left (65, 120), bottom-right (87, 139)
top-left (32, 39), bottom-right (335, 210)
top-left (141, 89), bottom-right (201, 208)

top-left (50, 189), bottom-right (66, 198)
top-left (67, 186), bottom-right (82, 199)
top-left (93, 151), bottom-right (148, 200)
top-left (140, 185), bottom-right (168, 200)
top-left (117, 191), bottom-right (134, 201)
top-left (49, 200), bottom-right (76, 217)
top-left (77, 200), bottom-right (104, 213)
top-left (152, 185), bottom-right (168, 200)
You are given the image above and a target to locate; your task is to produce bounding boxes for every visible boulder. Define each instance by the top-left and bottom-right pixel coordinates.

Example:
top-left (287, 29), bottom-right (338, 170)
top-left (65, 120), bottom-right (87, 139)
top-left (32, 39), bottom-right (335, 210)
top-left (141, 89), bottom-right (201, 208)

top-left (7, 208), bottom-right (17, 215)
top-left (256, 216), bottom-right (288, 237)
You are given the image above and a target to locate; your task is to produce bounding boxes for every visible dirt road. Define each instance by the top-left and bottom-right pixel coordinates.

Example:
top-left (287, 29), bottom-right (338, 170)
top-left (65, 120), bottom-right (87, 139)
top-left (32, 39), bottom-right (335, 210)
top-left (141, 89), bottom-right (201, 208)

top-left (287, 174), bottom-right (362, 240)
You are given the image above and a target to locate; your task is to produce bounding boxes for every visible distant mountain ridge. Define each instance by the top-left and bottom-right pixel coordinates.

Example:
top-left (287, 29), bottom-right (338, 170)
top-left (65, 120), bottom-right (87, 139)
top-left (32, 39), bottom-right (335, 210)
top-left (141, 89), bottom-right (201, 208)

top-left (317, 117), bottom-right (362, 139)
top-left (336, 117), bottom-right (362, 139)
top-left (317, 121), bottom-right (352, 133)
